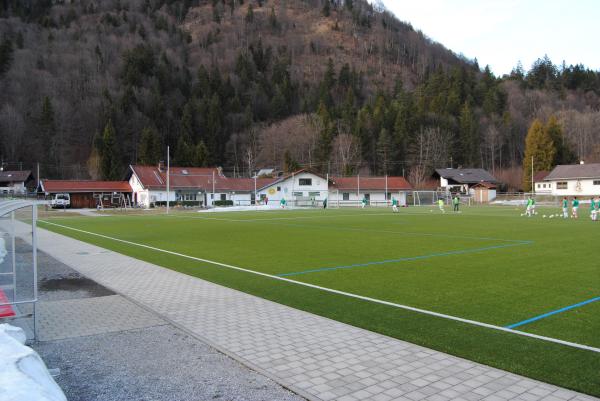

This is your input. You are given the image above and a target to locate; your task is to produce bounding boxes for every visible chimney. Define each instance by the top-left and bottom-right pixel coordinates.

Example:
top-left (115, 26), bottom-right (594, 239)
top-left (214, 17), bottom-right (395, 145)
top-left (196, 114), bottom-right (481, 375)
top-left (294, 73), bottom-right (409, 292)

top-left (158, 161), bottom-right (165, 172)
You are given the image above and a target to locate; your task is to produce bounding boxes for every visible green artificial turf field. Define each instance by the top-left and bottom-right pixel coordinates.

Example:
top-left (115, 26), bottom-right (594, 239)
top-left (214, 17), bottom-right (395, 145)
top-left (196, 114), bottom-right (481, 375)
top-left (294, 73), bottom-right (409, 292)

top-left (38, 206), bottom-right (600, 395)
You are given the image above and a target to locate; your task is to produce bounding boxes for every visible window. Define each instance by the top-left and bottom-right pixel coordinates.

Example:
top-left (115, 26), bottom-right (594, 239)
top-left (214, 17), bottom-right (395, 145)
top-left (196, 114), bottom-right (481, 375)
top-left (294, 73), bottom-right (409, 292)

top-left (184, 193), bottom-right (197, 201)
top-left (277, 186), bottom-right (281, 192)
top-left (594, 180), bottom-right (600, 186)
top-left (537, 184), bottom-right (541, 189)
top-left (309, 191), bottom-right (320, 197)
top-left (220, 194), bottom-right (226, 201)
top-left (386, 192), bottom-right (391, 200)
top-left (343, 193), bottom-right (350, 201)
top-left (298, 178), bottom-right (312, 186)
top-left (293, 192), bottom-right (303, 197)
top-left (557, 182), bottom-right (568, 190)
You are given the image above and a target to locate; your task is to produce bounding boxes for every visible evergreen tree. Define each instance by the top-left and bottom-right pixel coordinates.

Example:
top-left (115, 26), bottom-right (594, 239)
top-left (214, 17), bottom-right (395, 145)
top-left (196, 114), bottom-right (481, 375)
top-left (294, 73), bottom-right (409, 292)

top-left (458, 102), bottom-right (478, 166)
top-left (39, 96), bottom-right (56, 151)
top-left (0, 38), bottom-right (13, 77)
top-left (269, 7), bottom-right (279, 30)
top-left (545, 115), bottom-right (574, 165)
top-left (100, 119), bottom-right (121, 180)
top-left (245, 4), bottom-right (254, 24)
top-left (283, 150), bottom-right (300, 173)
top-left (522, 119), bottom-right (555, 191)
top-left (194, 140), bottom-right (209, 167)
top-left (181, 101), bottom-right (196, 141)
top-left (175, 132), bottom-right (195, 166)
top-left (138, 126), bottom-right (162, 165)
top-left (376, 128), bottom-right (392, 175)
top-left (322, 0), bottom-right (331, 17)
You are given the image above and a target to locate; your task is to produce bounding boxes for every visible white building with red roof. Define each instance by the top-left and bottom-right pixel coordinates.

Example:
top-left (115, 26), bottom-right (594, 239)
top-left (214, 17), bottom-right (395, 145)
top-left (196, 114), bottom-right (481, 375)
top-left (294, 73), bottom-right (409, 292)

top-left (256, 169), bottom-right (330, 206)
top-left (329, 176), bottom-right (413, 206)
top-left (128, 164), bottom-right (279, 208)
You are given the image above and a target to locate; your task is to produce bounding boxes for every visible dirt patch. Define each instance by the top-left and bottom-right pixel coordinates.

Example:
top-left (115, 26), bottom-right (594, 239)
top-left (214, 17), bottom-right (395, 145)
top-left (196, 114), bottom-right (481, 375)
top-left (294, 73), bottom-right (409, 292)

top-left (40, 277), bottom-right (114, 298)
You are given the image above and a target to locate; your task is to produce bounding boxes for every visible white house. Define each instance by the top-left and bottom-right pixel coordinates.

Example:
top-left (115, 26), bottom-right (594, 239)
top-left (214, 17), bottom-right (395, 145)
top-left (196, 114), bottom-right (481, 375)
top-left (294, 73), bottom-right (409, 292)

top-left (0, 171), bottom-right (34, 195)
top-left (257, 169), bottom-right (329, 206)
top-left (128, 164), bottom-right (223, 208)
top-left (533, 171), bottom-right (551, 194)
top-left (434, 168), bottom-right (498, 195)
top-left (329, 176), bottom-right (412, 206)
top-left (128, 164), bottom-right (277, 208)
top-left (543, 163), bottom-right (600, 197)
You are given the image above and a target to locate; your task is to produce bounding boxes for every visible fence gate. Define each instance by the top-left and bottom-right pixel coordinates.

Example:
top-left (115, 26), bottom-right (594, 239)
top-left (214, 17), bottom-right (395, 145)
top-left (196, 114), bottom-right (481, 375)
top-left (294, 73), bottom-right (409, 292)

top-left (0, 200), bottom-right (40, 340)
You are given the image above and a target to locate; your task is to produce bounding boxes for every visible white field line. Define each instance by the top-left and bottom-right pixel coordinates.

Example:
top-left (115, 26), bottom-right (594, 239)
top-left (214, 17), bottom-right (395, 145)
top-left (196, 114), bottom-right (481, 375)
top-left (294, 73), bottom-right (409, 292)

top-left (39, 220), bottom-right (600, 354)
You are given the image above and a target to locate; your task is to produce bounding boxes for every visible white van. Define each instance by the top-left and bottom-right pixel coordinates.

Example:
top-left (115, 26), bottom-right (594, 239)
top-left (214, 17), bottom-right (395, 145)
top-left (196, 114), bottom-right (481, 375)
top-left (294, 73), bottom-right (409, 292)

top-left (51, 193), bottom-right (71, 208)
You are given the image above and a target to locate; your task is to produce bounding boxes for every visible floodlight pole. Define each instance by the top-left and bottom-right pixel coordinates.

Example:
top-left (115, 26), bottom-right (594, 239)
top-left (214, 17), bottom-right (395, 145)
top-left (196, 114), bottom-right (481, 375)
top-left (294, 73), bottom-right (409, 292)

top-left (166, 146), bottom-right (170, 214)
top-left (254, 176), bottom-right (257, 206)
top-left (385, 175), bottom-right (388, 205)
top-left (212, 170), bottom-right (215, 207)
top-left (357, 174), bottom-right (360, 208)
top-left (326, 173), bottom-right (329, 208)
top-left (531, 156), bottom-right (534, 195)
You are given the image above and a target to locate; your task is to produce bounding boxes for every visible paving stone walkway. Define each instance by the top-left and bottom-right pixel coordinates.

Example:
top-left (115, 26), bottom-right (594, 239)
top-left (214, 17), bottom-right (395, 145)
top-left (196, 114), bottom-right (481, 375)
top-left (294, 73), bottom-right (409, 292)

top-left (22, 224), bottom-right (599, 401)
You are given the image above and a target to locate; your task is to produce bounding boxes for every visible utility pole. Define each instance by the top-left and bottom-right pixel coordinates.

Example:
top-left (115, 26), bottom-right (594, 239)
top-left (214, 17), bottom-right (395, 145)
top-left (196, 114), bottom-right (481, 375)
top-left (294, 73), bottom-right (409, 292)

top-left (166, 146), bottom-right (170, 214)
top-left (212, 170), bottom-right (215, 207)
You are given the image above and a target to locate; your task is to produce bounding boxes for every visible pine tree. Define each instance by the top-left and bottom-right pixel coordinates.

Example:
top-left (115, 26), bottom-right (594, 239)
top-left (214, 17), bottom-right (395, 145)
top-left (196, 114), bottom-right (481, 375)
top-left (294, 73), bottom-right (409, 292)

top-left (139, 126), bottom-right (162, 165)
top-left (100, 119), bottom-right (121, 180)
top-left (283, 150), bottom-right (300, 173)
top-left (194, 141), bottom-right (209, 167)
top-left (39, 96), bottom-right (56, 151)
top-left (545, 115), bottom-right (574, 165)
top-left (522, 119), bottom-right (555, 191)
top-left (181, 101), bottom-right (196, 140)
top-left (458, 102), bottom-right (478, 166)
top-left (322, 0), bottom-right (331, 17)
top-left (0, 38), bottom-right (13, 77)
top-left (376, 128), bottom-right (392, 175)
top-left (245, 4), bottom-right (254, 24)
top-left (269, 6), bottom-right (279, 30)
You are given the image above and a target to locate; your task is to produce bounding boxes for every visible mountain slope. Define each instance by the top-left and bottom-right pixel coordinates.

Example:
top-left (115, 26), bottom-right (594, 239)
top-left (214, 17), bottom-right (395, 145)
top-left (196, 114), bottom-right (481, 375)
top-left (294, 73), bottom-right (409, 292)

top-left (1, 0), bottom-right (599, 188)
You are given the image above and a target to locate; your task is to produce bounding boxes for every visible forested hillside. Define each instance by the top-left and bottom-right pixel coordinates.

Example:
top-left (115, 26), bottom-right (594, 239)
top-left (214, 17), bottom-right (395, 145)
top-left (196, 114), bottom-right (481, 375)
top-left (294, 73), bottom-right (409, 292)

top-left (1, 0), bottom-right (599, 190)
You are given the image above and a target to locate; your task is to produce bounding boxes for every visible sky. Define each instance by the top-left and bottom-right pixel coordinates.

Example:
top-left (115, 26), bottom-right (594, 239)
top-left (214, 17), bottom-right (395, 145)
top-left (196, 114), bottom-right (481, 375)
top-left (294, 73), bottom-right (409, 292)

top-left (380, 0), bottom-right (600, 76)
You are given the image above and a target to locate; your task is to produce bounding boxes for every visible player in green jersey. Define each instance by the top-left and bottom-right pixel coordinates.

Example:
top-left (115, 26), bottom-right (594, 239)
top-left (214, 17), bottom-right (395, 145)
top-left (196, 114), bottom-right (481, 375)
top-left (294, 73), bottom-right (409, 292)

top-left (562, 197), bottom-right (569, 219)
top-left (572, 197), bottom-right (579, 219)
top-left (391, 197), bottom-right (399, 213)
top-left (438, 198), bottom-right (445, 213)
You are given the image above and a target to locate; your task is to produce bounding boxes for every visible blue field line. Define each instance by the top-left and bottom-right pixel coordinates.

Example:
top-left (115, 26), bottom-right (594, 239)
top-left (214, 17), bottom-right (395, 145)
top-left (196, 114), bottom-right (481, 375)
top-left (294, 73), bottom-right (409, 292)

top-left (505, 296), bottom-right (600, 329)
top-left (277, 241), bottom-right (532, 277)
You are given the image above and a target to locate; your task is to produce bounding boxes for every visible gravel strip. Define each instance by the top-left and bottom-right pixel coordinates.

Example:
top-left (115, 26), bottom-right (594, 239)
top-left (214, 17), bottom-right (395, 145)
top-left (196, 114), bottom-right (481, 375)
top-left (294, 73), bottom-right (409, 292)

top-left (34, 324), bottom-right (305, 401)
top-left (7, 238), bottom-right (306, 401)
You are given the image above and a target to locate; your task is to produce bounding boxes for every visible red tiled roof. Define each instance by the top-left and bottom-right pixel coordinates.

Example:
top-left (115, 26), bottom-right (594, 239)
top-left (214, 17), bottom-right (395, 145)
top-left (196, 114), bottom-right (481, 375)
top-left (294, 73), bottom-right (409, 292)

top-left (130, 165), bottom-right (276, 192)
top-left (533, 171), bottom-right (550, 182)
top-left (41, 180), bottom-right (132, 193)
top-left (331, 176), bottom-right (412, 191)
top-left (131, 165), bottom-right (223, 190)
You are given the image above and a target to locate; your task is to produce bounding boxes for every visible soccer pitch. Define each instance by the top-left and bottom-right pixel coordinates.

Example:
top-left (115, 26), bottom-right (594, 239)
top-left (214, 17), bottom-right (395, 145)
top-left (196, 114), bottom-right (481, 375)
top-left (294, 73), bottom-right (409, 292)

top-left (38, 206), bottom-right (600, 395)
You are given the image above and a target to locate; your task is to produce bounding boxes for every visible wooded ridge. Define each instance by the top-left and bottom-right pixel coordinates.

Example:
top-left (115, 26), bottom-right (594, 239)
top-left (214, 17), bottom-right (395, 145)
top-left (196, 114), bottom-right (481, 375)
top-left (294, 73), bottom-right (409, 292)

top-left (1, 0), bottom-right (599, 190)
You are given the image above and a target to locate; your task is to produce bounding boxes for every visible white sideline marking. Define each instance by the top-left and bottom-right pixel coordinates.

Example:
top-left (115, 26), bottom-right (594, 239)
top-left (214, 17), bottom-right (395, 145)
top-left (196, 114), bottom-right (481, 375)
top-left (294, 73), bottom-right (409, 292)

top-left (39, 220), bottom-right (600, 354)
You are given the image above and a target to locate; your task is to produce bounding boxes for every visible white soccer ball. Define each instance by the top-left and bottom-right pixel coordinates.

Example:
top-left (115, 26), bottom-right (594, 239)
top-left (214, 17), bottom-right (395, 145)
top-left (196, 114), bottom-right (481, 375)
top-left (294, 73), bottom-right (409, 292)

top-left (549, 215), bottom-right (554, 219)
top-left (520, 213), bottom-right (523, 216)
top-left (543, 215), bottom-right (546, 218)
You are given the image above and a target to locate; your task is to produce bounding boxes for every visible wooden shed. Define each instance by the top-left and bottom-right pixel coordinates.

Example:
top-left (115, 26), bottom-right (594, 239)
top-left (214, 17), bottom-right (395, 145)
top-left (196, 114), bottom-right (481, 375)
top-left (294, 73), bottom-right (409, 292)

top-left (40, 180), bottom-right (132, 208)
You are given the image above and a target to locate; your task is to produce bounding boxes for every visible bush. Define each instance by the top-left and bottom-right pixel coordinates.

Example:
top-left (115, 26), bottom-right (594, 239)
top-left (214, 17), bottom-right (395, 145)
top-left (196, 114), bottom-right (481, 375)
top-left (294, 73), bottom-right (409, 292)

top-left (214, 200), bottom-right (233, 206)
